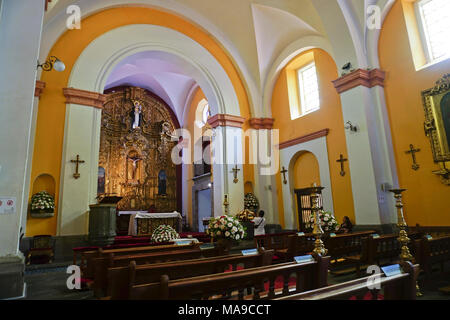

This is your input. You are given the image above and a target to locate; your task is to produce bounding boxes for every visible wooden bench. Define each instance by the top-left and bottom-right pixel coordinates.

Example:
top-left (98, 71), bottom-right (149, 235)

top-left (324, 230), bottom-right (376, 264)
top-left (107, 249), bottom-right (274, 299)
top-left (92, 246), bottom-right (219, 297)
top-left (81, 242), bottom-right (201, 279)
top-left (276, 261), bottom-right (419, 300)
top-left (347, 233), bottom-right (421, 277)
top-left (254, 232), bottom-right (297, 261)
top-left (129, 254), bottom-right (330, 300)
top-left (282, 231), bottom-right (375, 265)
top-left (414, 235), bottom-right (450, 279)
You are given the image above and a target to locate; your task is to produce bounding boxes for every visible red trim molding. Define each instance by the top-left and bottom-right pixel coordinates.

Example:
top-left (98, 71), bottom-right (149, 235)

top-left (278, 129), bottom-right (329, 149)
top-left (45, 0), bottom-right (53, 11)
top-left (249, 118), bottom-right (275, 129)
top-left (207, 114), bottom-right (246, 128)
top-left (332, 69), bottom-right (385, 94)
top-left (63, 88), bottom-right (106, 109)
top-left (35, 81), bottom-right (46, 98)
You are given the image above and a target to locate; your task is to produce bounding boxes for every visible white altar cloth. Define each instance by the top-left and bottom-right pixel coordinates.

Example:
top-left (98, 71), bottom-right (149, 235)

top-left (128, 211), bottom-right (182, 236)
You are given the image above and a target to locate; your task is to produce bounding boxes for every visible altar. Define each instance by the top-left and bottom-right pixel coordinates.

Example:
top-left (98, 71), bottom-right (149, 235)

top-left (122, 211), bottom-right (182, 236)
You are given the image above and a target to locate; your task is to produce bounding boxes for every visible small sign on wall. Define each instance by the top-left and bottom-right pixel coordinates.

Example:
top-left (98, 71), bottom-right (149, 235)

top-left (0, 197), bottom-right (16, 215)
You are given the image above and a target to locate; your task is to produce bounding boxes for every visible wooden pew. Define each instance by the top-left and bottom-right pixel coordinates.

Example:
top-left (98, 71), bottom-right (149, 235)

top-left (276, 261), bottom-right (419, 300)
top-left (347, 233), bottom-right (421, 277)
top-left (129, 254), bottom-right (330, 300)
top-left (282, 231), bottom-right (375, 264)
top-left (107, 249), bottom-right (274, 300)
top-left (414, 235), bottom-right (450, 279)
top-left (324, 230), bottom-right (376, 264)
top-left (92, 246), bottom-right (219, 297)
top-left (254, 232), bottom-right (297, 262)
top-left (82, 242), bottom-right (201, 279)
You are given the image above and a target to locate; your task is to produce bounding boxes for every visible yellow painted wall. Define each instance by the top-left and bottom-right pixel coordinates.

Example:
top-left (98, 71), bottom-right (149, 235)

top-left (27, 7), bottom-right (252, 236)
top-left (293, 152), bottom-right (321, 189)
top-left (379, 0), bottom-right (450, 226)
top-left (272, 49), bottom-right (356, 228)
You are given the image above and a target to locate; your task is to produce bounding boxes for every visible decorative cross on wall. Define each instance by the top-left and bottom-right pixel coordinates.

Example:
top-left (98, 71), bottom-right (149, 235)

top-left (281, 166), bottom-right (288, 184)
top-left (336, 154), bottom-right (348, 177)
top-left (71, 155), bottom-right (85, 179)
top-left (232, 165), bottom-right (240, 184)
top-left (405, 144), bottom-right (421, 171)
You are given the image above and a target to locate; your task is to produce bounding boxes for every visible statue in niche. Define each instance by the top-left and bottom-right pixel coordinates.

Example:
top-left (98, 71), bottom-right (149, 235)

top-left (158, 170), bottom-right (167, 195)
top-left (97, 167), bottom-right (105, 194)
top-left (130, 100), bottom-right (143, 130)
top-left (127, 152), bottom-right (143, 182)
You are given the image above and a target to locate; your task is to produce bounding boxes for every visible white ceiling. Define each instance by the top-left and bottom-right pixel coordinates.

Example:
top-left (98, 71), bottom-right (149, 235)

top-left (104, 51), bottom-right (197, 124)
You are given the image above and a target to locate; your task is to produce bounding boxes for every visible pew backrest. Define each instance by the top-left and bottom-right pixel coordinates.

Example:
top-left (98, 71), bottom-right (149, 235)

top-left (254, 232), bottom-right (297, 250)
top-left (108, 249), bottom-right (274, 299)
top-left (415, 235), bottom-right (450, 275)
top-left (276, 261), bottom-right (418, 300)
top-left (129, 255), bottom-right (330, 300)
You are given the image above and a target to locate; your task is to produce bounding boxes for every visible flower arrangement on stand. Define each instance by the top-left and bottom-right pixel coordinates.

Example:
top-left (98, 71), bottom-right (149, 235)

top-left (244, 193), bottom-right (259, 213)
top-left (151, 225), bottom-right (180, 243)
top-left (30, 191), bottom-right (55, 218)
top-left (305, 210), bottom-right (339, 234)
top-left (206, 215), bottom-right (246, 253)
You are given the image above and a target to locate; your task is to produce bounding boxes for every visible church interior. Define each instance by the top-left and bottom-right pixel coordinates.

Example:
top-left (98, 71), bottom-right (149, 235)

top-left (0, 0), bottom-right (449, 302)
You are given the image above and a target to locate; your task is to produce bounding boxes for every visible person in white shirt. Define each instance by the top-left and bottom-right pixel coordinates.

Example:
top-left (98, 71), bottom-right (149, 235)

top-left (253, 210), bottom-right (266, 236)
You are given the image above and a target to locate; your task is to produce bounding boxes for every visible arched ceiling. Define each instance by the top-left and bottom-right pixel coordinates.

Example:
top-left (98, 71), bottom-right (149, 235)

top-left (42, 0), bottom-right (396, 118)
top-left (104, 51), bottom-right (197, 123)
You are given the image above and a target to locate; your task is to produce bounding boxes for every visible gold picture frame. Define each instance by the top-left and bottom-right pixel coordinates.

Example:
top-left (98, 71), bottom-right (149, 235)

top-left (422, 74), bottom-right (450, 185)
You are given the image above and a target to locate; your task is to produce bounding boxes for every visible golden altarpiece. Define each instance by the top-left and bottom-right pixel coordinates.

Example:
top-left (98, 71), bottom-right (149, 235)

top-left (98, 87), bottom-right (178, 214)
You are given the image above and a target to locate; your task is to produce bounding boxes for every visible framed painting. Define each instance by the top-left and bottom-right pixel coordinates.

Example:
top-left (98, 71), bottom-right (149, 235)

top-left (422, 74), bottom-right (450, 185)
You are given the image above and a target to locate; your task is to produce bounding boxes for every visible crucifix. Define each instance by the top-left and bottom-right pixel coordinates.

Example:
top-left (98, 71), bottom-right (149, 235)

top-left (71, 155), bottom-right (85, 179)
top-left (405, 144), bottom-right (421, 171)
top-left (336, 154), bottom-right (348, 177)
top-left (231, 165), bottom-right (240, 184)
top-left (281, 166), bottom-right (288, 184)
top-left (127, 155), bottom-right (143, 180)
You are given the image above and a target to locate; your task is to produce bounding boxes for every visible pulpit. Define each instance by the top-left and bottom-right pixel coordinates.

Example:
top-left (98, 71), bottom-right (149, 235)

top-left (89, 196), bottom-right (121, 246)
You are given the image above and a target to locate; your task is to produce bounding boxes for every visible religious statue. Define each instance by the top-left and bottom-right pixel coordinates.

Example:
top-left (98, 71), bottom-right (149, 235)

top-left (158, 170), bottom-right (167, 195)
top-left (130, 100), bottom-right (143, 129)
top-left (127, 153), bottom-right (142, 181)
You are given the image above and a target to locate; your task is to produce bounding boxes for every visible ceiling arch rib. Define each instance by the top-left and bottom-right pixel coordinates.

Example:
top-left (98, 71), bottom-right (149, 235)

top-left (251, 3), bottom-right (321, 89)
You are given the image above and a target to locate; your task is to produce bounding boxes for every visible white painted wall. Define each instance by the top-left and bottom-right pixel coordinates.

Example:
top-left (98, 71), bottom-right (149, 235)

top-left (280, 136), bottom-right (334, 230)
top-left (0, 0), bottom-right (44, 257)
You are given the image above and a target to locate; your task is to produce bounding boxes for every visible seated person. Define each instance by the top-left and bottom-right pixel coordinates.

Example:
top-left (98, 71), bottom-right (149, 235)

top-left (253, 210), bottom-right (266, 236)
top-left (338, 216), bottom-right (353, 234)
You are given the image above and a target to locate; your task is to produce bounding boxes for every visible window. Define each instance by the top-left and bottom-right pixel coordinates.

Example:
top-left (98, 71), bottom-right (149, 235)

top-left (202, 103), bottom-right (211, 126)
top-left (297, 63), bottom-right (320, 115)
top-left (417, 0), bottom-right (450, 63)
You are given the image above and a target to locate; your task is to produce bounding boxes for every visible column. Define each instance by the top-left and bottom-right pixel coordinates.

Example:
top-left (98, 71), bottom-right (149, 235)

top-left (248, 118), bottom-right (279, 224)
top-left (208, 115), bottom-right (245, 217)
top-left (332, 69), bottom-right (398, 232)
top-left (58, 88), bottom-right (105, 236)
top-left (0, 0), bottom-right (45, 299)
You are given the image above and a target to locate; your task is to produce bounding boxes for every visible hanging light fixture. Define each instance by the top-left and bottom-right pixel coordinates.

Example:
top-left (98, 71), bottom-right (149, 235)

top-left (37, 56), bottom-right (66, 72)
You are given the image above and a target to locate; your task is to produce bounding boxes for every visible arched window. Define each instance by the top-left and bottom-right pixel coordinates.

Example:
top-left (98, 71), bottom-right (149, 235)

top-left (416, 0), bottom-right (450, 63)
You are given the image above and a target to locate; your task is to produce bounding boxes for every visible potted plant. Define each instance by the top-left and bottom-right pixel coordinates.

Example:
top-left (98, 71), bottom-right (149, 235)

top-left (206, 215), bottom-right (246, 253)
top-left (151, 225), bottom-right (180, 243)
top-left (30, 191), bottom-right (55, 218)
top-left (305, 210), bottom-right (339, 234)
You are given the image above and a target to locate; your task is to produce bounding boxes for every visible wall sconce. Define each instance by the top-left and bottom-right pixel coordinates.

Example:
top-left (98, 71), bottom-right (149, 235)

top-left (345, 121), bottom-right (359, 133)
top-left (37, 56), bottom-right (66, 72)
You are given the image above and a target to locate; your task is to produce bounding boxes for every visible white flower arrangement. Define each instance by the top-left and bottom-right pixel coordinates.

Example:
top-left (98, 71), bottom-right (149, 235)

top-left (305, 211), bottom-right (339, 233)
top-left (206, 215), bottom-right (246, 241)
top-left (244, 193), bottom-right (259, 211)
top-left (31, 191), bottom-right (55, 212)
top-left (151, 225), bottom-right (180, 243)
